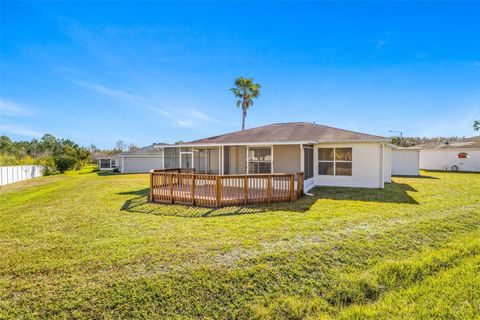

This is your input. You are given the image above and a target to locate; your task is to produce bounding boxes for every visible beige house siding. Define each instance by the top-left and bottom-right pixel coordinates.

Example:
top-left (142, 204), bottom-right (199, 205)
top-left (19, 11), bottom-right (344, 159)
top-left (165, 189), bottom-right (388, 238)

top-left (273, 145), bottom-right (301, 173)
top-left (207, 147), bottom-right (220, 174)
top-left (227, 146), bottom-right (246, 174)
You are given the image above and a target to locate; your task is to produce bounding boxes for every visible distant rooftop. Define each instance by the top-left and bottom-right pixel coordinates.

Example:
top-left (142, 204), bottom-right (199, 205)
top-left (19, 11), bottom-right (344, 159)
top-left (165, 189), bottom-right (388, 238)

top-left (120, 143), bottom-right (169, 155)
top-left (414, 136), bottom-right (480, 150)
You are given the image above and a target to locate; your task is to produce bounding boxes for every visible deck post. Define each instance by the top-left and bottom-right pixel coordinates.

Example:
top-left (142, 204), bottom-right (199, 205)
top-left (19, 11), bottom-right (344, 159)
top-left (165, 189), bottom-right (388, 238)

top-left (297, 172), bottom-right (304, 197)
top-left (243, 176), bottom-right (248, 205)
top-left (190, 174), bottom-right (195, 205)
top-left (289, 174), bottom-right (295, 202)
top-left (267, 176), bottom-right (272, 204)
top-left (149, 172), bottom-right (154, 202)
top-left (216, 176), bottom-right (222, 207)
top-left (169, 173), bottom-right (174, 203)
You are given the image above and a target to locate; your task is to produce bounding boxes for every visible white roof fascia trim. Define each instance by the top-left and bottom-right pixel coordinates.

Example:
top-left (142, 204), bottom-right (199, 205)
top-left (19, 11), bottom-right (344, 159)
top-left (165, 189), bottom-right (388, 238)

top-left (176, 139), bottom-right (387, 147)
top-left (117, 154), bottom-right (164, 158)
top-left (315, 139), bottom-right (389, 144)
top-left (175, 141), bottom-right (316, 147)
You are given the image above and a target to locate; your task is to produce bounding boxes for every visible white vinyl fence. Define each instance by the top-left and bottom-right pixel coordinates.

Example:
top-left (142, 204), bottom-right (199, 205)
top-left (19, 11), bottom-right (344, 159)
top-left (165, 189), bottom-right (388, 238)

top-left (0, 165), bottom-right (44, 186)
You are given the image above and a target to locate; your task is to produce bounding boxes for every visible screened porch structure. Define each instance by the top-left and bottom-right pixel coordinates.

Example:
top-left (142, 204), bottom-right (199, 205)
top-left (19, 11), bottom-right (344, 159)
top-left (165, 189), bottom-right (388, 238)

top-left (161, 144), bottom-right (314, 180)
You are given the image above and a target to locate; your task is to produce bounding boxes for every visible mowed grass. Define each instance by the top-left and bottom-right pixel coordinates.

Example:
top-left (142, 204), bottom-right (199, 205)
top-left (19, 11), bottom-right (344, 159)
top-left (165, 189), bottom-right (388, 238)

top-left (0, 170), bottom-right (479, 319)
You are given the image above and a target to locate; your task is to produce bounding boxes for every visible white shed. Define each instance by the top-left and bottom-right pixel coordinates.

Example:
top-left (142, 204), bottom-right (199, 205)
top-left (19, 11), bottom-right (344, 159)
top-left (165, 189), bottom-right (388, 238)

top-left (391, 148), bottom-right (420, 176)
top-left (120, 155), bottom-right (164, 173)
top-left (117, 144), bottom-right (167, 173)
top-left (418, 137), bottom-right (480, 172)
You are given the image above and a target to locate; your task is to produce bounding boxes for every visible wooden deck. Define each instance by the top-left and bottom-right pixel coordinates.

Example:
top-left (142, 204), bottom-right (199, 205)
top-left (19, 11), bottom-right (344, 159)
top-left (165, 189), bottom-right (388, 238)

top-left (149, 169), bottom-right (304, 207)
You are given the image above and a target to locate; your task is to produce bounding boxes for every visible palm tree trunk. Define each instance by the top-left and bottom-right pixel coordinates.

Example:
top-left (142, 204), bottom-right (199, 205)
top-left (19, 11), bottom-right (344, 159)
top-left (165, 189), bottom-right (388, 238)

top-left (242, 93), bottom-right (247, 130)
top-left (242, 108), bottom-right (246, 130)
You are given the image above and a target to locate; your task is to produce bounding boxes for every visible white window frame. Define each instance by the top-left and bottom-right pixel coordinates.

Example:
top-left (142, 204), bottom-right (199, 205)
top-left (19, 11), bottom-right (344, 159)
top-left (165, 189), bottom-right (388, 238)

top-left (179, 148), bottom-right (194, 169)
top-left (302, 145), bottom-right (314, 179)
top-left (100, 158), bottom-right (112, 169)
top-left (247, 146), bottom-right (273, 174)
top-left (318, 147), bottom-right (352, 176)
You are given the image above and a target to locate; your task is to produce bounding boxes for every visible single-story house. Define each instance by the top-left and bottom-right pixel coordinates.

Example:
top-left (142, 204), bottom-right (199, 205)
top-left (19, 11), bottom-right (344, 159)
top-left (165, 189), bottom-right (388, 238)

top-left (93, 153), bottom-right (117, 171)
top-left (135, 122), bottom-right (392, 190)
top-left (416, 136), bottom-right (480, 172)
top-left (391, 147), bottom-right (420, 176)
top-left (115, 143), bottom-right (168, 173)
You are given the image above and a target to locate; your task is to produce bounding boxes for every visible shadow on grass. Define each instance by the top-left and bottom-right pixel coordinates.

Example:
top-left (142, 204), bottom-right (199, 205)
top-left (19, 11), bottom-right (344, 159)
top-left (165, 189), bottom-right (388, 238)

top-left (119, 194), bottom-right (269, 218)
top-left (422, 170), bottom-right (480, 174)
top-left (118, 181), bottom-right (418, 218)
top-left (393, 174), bottom-right (439, 179)
top-left (95, 171), bottom-right (122, 176)
top-left (310, 182), bottom-right (419, 204)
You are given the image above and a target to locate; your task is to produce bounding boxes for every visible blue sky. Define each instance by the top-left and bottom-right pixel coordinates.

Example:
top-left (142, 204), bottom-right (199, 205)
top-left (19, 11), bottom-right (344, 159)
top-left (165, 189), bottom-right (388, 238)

top-left (1, 1), bottom-right (479, 148)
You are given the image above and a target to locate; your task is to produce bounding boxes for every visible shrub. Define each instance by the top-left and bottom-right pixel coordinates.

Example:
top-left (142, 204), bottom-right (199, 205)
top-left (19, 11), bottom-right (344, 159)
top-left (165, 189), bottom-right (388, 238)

top-left (54, 155), bottom-right (77, 173)
top-left (37, 156), bottom-right (57, 176)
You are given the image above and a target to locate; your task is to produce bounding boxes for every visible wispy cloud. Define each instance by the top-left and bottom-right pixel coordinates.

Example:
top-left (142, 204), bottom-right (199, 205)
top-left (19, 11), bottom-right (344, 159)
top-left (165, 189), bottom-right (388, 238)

top-left (70, 79), bottom-right (219, 129)
top-left (371, 39), bottom-right (389, 48)
top-left (0, 124), bottom-right (42, 137)
top-left (71, 79), bottom-right (148, 105)
top-left (176, 119), bottom-right (195, 128)
top-left (188, 108), bottom-right (220, 123)
top-left (0, 98), bottom-right (36, 117)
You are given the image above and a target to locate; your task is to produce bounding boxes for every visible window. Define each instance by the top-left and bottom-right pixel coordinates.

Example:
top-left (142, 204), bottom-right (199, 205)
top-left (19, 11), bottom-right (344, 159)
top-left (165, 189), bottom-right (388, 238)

top-left (303, 146), bottom-right (314, 179)
top-left (318, 147), bottom-right (352, 176)
top-left (457, 152), bottom-right (469, 159)
top-left (248, 147), bottom-right (272, 173)
top-left (100, 159), bottom-right (111, 169)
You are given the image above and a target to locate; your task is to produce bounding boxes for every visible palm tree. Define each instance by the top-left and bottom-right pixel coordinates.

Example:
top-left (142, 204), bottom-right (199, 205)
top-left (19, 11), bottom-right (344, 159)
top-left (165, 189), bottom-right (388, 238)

top-left (474, 120), bottom-right (480, 132)
top-left (230, 77), bottom-right (261, 130)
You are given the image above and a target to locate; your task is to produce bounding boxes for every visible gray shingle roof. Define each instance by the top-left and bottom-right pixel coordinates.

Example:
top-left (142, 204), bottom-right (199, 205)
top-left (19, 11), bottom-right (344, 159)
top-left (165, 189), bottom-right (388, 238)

top-left (120, 143), bottom-right (168, 155)
top-left (185, 122), bottom-right (386, 145)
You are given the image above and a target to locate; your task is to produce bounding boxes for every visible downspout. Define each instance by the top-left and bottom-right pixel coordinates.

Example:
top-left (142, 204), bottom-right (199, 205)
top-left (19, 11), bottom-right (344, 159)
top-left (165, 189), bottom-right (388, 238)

top-left (380, 143), bottom-right (385, 188)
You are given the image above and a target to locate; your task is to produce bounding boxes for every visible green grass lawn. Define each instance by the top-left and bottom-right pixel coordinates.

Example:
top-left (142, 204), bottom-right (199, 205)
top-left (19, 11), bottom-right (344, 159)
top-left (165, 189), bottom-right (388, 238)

top-left (1, 169), bottom-right (479, 319)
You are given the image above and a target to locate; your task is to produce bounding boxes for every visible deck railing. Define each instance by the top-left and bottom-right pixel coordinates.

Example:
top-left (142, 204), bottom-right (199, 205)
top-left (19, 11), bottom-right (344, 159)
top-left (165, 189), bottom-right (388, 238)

top-left (150, 168), bottom-right (304, 207)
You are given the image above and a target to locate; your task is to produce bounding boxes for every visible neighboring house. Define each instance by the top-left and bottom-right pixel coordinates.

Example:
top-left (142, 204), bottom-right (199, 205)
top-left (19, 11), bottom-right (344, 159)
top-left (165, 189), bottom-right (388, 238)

top-left (415, 136), bottom-right (480, 172)
top-left (391, 147), bottom-right (420, 176)
top-left (115, 143), bottom-right (168, 173)
top-left (130, 122), bottom-right (392, 189)
top-left (93, 153), bottom-right (117, 171)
